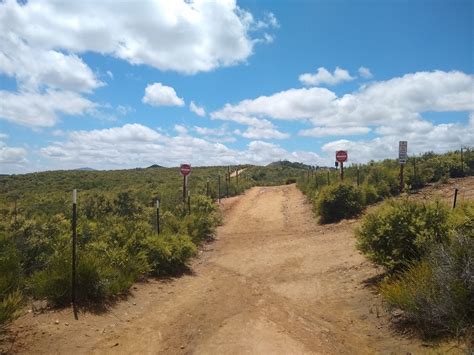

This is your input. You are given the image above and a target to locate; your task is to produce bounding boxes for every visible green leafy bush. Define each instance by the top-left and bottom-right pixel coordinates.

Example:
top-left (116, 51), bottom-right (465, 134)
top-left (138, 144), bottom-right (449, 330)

top-left (381, 234), bottom-right (473, 338)
top-left (356, 199), bottom-right (451, 271)
top-left (360, 183), bottom-right (380, 205)
top-left (0, 235), bottom-right (23, 329)
top-left (0, 290), bottom-right (22, 331)
top-left (144, 234), bottom-right (196, 275)
top-left (316, 184), bottom-right (363, 223)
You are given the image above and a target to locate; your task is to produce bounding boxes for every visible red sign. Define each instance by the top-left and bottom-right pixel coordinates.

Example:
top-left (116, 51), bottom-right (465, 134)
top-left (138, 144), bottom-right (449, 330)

top-left (336, 150), bottom-right (348, 163)
top-left (180, 163), bottom-right (191, 176)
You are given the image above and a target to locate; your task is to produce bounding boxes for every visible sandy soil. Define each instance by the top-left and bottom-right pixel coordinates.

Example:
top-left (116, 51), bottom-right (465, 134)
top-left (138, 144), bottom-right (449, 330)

top-left (3, 180), bottom-right (472, 354)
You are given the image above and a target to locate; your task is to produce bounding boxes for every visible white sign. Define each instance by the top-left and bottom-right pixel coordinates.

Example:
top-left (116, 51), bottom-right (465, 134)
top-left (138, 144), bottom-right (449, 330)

top-left (399, 141), bottom-right (408, 164)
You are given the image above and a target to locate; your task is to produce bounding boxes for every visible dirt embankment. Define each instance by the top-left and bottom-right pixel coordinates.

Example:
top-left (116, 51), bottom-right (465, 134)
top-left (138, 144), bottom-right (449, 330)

top-left (3, 179), bottom-right (473, 354)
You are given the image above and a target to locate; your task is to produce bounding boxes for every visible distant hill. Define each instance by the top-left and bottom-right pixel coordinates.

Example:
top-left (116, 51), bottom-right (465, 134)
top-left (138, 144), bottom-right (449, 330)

top-left (75, 167), bottom-right (96, 171)
top-left (267, 160), bottom-right (312, 169)
top-left (147, 164), bottom-right (164, 169)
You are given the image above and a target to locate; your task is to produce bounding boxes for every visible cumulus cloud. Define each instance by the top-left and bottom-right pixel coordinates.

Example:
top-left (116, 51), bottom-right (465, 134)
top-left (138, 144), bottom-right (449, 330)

top-left (0, 134), bottom-right (27, 171)
top-left (299, 66), bottom-right (355, 86)
top-left (299, 126), bottom-right (371, 137)
top-left (0, 89), bottom-right (96, 127)
top-left (213, 70), bottom-right (474, 139)
top-left (0, 33), bottom-right (104, 93)
top-left (189, 101), bottom-right (206, 117)
top-left (358, 66), bottom-right (373, 79)
top-left (240, 127), bottom-right (289, 139)
top-left (39, 123), bottom-right (323, 169)
top-left (0, 0), bottom-right (277, 74)
top-left (212, 87), bottom-right (336, 121)
top-left (142, 83), bottom-right (185, 107)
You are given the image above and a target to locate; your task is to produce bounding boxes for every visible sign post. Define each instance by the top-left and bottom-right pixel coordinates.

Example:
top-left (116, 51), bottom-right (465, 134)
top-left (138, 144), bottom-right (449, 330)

top-left (336, 150), bottom-right (348, 181)
top-left (399, 141), bottom-right (407, 192)
top-left (71, 189), bottom-right (78, 319)
top-left (156, 199), bottom-right (160, 234)
top-left (180, 164), bottom-right (191, 202)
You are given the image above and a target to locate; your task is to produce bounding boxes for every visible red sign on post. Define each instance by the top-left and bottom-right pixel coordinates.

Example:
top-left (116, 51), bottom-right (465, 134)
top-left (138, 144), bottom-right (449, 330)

top-left (180, 163), bottom-right (191, 176)
top-left (336, 150), bottom-right (348, 163)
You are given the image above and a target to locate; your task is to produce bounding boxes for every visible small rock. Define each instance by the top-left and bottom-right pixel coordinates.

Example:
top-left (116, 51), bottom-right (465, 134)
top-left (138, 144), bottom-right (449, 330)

top-left (65, 323), bottom-right (69, 326)
top-left (391, 309), bottom-right (404, 318)
top-left (180, 345), bottom-right (185, 349)
top-left (132, 302), bottom-right (137, 306)
top-left (54, 320), bottom-right (59, 325)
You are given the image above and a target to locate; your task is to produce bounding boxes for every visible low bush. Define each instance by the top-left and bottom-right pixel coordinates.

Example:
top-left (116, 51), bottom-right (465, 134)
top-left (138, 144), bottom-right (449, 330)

top-left (316, 184), bottom-right (363, 223)
top-left (0, 290), bottom-right (22, 332)
top-left (381, 234), bottom-right (473, 338)
top-left (0, 235), bottom-right (23, 329)
top-left (144, 234), bottom-right (196, 275)
top-left (360, 183), bottom-right (380, 205)
top-left (356, 199), bottom-right (451, 271)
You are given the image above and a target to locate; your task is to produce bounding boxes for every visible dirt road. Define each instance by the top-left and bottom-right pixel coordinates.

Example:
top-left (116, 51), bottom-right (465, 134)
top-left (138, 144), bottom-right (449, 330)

top-left (4, 185), bottom-right (429, 354)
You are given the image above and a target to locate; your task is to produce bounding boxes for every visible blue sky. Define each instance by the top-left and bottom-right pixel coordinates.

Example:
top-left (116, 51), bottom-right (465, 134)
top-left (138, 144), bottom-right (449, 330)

top-left (0, 0), bottom-right (472, 173)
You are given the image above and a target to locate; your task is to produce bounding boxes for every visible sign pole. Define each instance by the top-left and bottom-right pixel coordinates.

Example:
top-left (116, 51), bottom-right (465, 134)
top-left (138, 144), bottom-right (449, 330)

top-left (226, 172), bottom-right (229, 198)
top-left (399, 164), bottom-right (404, 193)
top-left (71, 189), bottom-right (78, 319)
top-left (398, 141), bottom-right (407, 193)
top-left (187, 191), bottom-right (191, 215)
top-left (340, 162), bottom-right (344, 181)
top-left (156, 199), bottom-right (160, 234)
top-left (182, 175), bottom-right (186, 202)
top-left (453, 187), bottom-right (458, 209)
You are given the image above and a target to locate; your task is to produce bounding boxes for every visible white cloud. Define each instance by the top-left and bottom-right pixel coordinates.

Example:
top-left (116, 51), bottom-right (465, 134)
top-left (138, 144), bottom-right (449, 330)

top-left (0, 32), bottom-right (104, 93)
top-left (0, 0), bottom-right (277, 74)
top-left (213, 70), bottom-right (474, 136)
top-left (39, 123), bottom-right (323, 170)
top-left (174, 124), bottom-right (188, 135)
top-left (241, 127), bottom-right (289, 139)
top-left (299, 66), bottom-right (355, 86)
top-left (0, 134), bottom-right (27, 168)
top-left (189, 101), bottom-right (206, 117)
top-left (194, 125), bottom-right (229, 136)
top-left (322, 118), bottom-right (474, 163)
top-left (0, 89), bottom-right (96, 127)
top-left (142, 83), bottom-right (185, 107)
top-left (299, 126), bottom-right (371, 137)
top-left (212, 87), bottom-right (336, 121)
top-left (106, 70), bottom-right (114, 79)
top-left (358, 66), bottom-right (373, 79)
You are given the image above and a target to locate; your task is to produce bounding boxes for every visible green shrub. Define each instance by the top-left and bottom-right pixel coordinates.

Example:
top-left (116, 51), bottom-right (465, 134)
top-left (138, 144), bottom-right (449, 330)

top-left (360, 184), bottom-right (380, 205)
top-left (356, 199), bottom-right (451, 271)
top-left (144, 234), bottom-right (196, 275)
top-left (316, 184), bottom-right (363, 223)
top-left (0, 290), bottom-right (23, 331)
top-left (0, 235), bottom-right (23, 330)
top-left (381, 234), bottom-right (473, 337)
top-left (28, 251), bottom-right (105, 306)
top-left (367, 166), bottom-right (398, 197)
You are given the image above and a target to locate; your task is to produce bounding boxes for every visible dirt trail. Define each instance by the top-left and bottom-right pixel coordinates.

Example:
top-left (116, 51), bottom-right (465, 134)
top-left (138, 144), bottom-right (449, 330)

top-left (4, 185), bottom-right (438, 354)
top-left (229, 168), bottom-right (246, 178)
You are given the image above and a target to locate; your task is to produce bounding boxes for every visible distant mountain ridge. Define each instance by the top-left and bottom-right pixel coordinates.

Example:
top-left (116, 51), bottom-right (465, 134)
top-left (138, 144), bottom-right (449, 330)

top-left (76, 167), bottom-right (96, 171)
top-left (147, 164), bottom-right (164, 169)
top-left (267, 160), bottom-right (312, 169)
